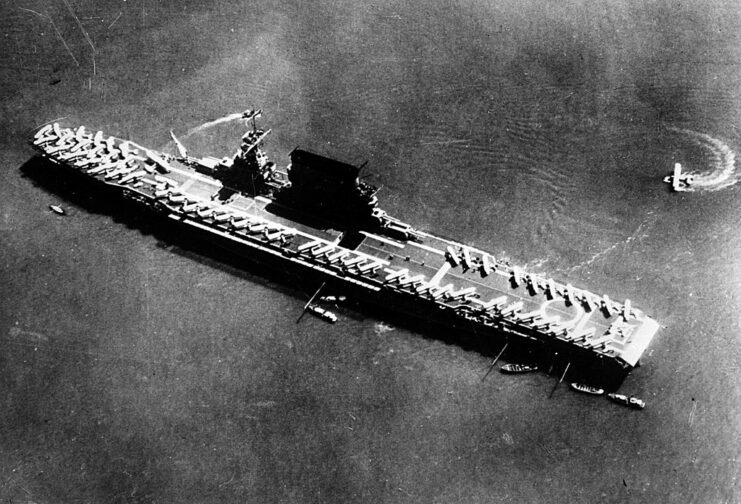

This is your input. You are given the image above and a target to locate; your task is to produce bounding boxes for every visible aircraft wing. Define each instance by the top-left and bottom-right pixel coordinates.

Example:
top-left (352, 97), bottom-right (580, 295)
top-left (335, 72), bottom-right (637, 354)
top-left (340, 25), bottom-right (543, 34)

top-left (145, 149), bottom-right (173, 173)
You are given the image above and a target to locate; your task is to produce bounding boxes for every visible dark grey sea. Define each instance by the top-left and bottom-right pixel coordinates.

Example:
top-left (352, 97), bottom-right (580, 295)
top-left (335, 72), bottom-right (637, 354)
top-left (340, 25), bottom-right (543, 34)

top-left (0, 1), bottom-right (739, 502)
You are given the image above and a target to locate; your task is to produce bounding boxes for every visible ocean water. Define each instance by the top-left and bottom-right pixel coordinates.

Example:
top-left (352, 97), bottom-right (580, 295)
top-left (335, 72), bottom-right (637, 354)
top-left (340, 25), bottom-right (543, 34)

top-left (1, 1), bottom-right (740, 502)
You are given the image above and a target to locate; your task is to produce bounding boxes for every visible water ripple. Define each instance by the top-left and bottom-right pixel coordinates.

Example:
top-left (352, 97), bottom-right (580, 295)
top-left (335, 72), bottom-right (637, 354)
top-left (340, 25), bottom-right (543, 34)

top-left (667, 126), bottom-right (738, 191)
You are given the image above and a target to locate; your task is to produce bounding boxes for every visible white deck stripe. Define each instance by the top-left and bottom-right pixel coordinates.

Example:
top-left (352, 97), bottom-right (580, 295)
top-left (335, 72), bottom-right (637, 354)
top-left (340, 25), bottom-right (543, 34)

top-left (360, 231), bottom-right (406, 249)
top-left (406, 240), bottom-right (445, 256)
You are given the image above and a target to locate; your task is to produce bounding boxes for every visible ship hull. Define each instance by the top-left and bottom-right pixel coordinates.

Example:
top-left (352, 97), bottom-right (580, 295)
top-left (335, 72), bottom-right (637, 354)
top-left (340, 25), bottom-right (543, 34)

top-left (27, 121), bottom-right (660, 390)
top-left (27, 153), bottom-right (630, 389)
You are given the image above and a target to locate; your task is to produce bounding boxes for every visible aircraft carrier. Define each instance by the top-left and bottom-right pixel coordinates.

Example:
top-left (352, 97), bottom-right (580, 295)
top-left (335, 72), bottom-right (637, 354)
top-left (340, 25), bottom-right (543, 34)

top-left (29, 110), bottom-right (660, 388)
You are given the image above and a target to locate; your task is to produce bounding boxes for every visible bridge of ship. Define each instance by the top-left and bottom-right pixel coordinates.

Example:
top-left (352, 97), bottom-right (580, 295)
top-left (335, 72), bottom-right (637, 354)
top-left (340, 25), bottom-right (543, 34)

top-left (33, 123), bottom-right (658, 367)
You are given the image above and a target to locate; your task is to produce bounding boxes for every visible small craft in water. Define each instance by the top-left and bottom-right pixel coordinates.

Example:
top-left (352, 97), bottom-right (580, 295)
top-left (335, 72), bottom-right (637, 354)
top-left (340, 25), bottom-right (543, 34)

top-left (500, 363), bottom-right (538, 374)
top-left (663, 162), bottom-right (694, 192)
top-left (569, 382), bottom-right (605, 396)
top-left (319, 295), bottom-right (347, 304)
top-left (607, 392), bottom-right (645, 409)
top-left (307, 304), bottom-right (338, 323)
top-left (49, 204), bottom-right (66, 215)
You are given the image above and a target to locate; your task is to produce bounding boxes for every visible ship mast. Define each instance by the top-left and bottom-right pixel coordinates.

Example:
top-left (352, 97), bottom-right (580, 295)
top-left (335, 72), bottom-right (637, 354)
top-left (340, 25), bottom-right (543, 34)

top-left (226, 109), bottom-right (283, 195)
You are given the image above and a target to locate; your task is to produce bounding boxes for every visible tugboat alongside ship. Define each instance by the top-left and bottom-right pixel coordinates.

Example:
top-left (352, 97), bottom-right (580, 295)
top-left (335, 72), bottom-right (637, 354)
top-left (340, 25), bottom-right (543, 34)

top-left (570, 382), bottom-right (605, 396)
top-left (306, 304), bottom-right (338, 324)
top-left (27, 108), bottom-right (660, 390)
top-left (500, 363), bottom-right (538, 374)
top-left (48, 203), bottom-right (66, 215)
top-left (607, 392), bottom-right (646, 409)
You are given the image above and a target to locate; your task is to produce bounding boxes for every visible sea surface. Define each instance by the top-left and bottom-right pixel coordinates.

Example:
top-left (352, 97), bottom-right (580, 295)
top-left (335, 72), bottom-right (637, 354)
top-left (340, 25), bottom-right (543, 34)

top-left (1, 1), bottom-right (740, 502)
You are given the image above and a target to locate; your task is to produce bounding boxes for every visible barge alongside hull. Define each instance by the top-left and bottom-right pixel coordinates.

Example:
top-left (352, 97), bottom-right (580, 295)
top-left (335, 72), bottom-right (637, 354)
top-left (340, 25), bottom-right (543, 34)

top-left (28, 112), bottom-right (660, 389)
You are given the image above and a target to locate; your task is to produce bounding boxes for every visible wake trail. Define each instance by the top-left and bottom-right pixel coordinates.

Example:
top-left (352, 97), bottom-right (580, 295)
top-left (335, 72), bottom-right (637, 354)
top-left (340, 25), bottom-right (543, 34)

top-left (185, 113), bottom-right (244, 137)
top-left (562, 215), bottom-right (656, 274)
top-left (667, 126), bottom-right (737, 191)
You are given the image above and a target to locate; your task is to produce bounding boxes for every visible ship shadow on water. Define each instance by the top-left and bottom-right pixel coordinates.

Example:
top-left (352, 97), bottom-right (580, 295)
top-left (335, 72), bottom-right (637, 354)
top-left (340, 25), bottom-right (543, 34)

top-left (20, 155), bottom-right (630, 391)
top-left (19, 156), bottom-right (298, 298)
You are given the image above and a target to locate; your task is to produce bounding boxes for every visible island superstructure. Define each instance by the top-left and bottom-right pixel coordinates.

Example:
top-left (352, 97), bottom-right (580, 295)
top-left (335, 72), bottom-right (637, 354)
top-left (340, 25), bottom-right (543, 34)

top-left (29, 110), bottom-right (660, 387)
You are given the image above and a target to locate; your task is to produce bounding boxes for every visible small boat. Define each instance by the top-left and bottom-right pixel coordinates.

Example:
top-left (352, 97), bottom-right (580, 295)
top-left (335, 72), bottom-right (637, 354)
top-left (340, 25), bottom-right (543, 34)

top-left (569, 382), bottom-right (605, 396)
top-left (500, 363), bottom-right (538, 374)
top-left (607, 393), bottom-right (646, 410)
top-left (49, 204), bottom-right (66, 215)
top-left (319, 295), bottom-right (347, 304)
top-left (307, 304), bottom-right (337, 323)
